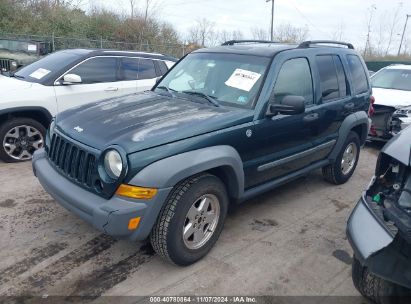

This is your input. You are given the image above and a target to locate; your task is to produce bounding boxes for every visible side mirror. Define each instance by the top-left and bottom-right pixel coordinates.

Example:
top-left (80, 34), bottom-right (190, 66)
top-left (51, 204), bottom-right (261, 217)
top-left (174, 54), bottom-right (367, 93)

top-left (62, 74), bottom-right (82, 85)
top-left (268, 95), bottom-right (306, 116)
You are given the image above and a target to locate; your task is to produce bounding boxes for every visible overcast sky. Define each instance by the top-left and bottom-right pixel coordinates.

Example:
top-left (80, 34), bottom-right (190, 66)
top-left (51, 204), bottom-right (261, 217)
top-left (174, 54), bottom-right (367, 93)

top-left (89, 0), bottom-right (411, 53)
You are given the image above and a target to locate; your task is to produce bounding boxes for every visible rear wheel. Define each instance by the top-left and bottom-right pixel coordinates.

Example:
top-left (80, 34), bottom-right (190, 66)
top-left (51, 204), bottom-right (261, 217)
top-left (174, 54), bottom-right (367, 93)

top-left (150, 173), bottom-right (228, 266)
top-left (0, 118), bottom-right (46, 162)
top-left (322, 131), bottom-right (360, 184)
top-left (352, 256), bottom-right (411, 304)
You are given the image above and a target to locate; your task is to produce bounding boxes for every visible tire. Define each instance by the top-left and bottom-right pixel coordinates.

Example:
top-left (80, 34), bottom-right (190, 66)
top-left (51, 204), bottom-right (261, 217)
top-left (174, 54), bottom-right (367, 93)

top-left (352, 256), bottom-right (411, 304)
top-left (0, 118), bottom-right (46, 163)
top-left (150, 173), bottom-right (229, 266)
top-left (322, 131), bottom-right (360, 185)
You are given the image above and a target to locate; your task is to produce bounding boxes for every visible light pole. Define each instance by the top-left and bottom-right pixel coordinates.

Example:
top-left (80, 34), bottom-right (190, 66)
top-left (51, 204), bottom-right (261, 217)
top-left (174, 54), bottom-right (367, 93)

top-left (266, 0), bottom-right (274, 41)
top-left (398, 14), bottom-right (411, 56)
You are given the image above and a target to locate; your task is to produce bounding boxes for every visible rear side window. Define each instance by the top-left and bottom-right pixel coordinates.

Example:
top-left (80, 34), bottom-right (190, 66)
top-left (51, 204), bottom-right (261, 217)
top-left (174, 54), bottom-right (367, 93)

top-left (139, 59), bottom-right (156, 79)
top-left (70, 57), bottom-right (118, 84)
top-left (122, 57), bottom-right (139, 80)
top-left (316, 55), bottom-right (347, 102)
top-left (274, 57), bottom-right (314, 105)
top-left (346, 55), bottom-right (369, 94)
top-left (158, 61), bottom-right (168, 75)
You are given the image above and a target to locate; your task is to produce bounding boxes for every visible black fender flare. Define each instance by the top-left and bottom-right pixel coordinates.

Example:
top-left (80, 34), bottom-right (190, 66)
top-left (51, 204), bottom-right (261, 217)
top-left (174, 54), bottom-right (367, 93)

top-left (329, 111), bottom-right (369, 161)
top-left (0, 106), bottom-right (53, 126)
top-left (128, 145), bottom-right (245, 199)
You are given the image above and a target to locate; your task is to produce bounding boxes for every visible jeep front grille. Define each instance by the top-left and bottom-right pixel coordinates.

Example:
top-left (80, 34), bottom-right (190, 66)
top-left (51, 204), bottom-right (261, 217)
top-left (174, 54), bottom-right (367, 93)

top-left (0, 59), bottom-right (10, 72)
top-left (48, 133), bottom-right (96, 188)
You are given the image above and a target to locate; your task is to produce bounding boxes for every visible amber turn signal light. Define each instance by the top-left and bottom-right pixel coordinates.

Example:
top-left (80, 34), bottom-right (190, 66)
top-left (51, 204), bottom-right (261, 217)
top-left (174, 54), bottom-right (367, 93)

top-left (128, 217), bottom-right (141, 230)
top-left (116, 184), bottom-right (157, 200)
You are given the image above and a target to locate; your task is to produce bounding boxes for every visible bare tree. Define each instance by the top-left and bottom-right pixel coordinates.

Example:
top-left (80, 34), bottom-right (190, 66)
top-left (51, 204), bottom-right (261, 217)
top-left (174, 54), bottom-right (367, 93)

top-left (187, 18), bottom-right (215, 47)
top-left (273, 23), bottom-right (309, 43)
top-left (251, 27), bottom-right (269, 40)
top-left (363, 4), bottom-right (377, 58)
top-left (143, 0), bottom-right (164, 21)
top-left (384, 3), bottom-right (402, 56)
top-left (332, 21), bottom-right (345, 41)
top-left (218, 29), bottom-right (244, 43)
top-left (128, 0), bottom-right (137, 18)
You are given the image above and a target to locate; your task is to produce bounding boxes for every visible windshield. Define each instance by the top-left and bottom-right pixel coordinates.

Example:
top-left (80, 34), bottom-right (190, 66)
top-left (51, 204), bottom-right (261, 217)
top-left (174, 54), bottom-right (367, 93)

top-left (155, 52), bottom-right (271, 108)
top-left (14, 50), bottom-right (83, 83)
top-left (371, 68), bottom-right (411, 91)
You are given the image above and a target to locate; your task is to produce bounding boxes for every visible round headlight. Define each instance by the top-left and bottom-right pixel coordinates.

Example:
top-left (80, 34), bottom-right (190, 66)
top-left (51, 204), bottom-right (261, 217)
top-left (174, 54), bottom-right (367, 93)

top-left (104, 150), bottom-right (123, 179)
top-left (11, 61), bottom-right (17, 67)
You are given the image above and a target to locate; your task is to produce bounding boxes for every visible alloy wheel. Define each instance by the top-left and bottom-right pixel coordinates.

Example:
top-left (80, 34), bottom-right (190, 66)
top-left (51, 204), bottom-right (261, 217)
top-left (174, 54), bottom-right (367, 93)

top-left (341, 142), bottom-right (357, 175)
top-left (2, 125), bottom-right (44, 161)
top-left (183, 194), bottom-right (220, 250)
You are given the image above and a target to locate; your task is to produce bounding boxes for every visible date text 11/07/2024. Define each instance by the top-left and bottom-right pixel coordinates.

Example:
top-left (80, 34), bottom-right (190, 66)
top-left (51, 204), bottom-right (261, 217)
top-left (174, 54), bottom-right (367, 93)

top-left (149, 296), bottom-right (257, 303)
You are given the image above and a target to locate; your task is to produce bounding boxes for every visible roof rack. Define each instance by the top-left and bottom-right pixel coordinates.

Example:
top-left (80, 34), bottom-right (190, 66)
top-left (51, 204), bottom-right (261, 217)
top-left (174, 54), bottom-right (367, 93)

top-left (221, 40), bottom-right (277, 46)
top-left (298, 40), bottom-right (354, 49)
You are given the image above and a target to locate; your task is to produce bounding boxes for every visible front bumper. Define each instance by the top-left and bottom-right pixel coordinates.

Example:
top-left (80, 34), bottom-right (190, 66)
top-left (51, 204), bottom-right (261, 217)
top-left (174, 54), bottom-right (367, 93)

top-left (347, 196), bottom-right (411, 289)
top-left (32, 149), bottom-right (172, 241)
top-left (347, 195), bottom-right (394, 262)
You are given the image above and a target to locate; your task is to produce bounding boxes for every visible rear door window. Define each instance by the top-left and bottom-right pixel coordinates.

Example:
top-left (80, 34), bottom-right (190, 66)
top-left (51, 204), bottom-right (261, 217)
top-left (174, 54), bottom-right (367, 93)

top-left (122, 57), bottom-right (139, 80)
top-left (138, 59), bottom-right (156, 79)
top-left (69, 57), bottom-right (118, 84)
top-left (158, 61), bottom-right (169, 75)
top-left (316, 55), bottom-right (347, 102)
top-left (346, 55), bottom-right (369, 94)
top-left (274, 57), bottom-right (314, 106)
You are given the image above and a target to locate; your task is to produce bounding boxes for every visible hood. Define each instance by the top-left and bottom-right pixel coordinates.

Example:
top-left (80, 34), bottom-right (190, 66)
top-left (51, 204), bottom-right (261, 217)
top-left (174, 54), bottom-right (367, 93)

top-left (381, 125), bottom-right (411, 166)
top-left (0, 74), bottom-right (32, 93)
top-left (56, 91), bottom-right (253, 153)
top-left (373, 87), bottom-right (411, 108)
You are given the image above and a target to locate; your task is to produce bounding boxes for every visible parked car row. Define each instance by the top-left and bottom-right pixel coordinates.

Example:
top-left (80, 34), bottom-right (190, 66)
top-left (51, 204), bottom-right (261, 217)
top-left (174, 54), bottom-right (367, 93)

top-left (0, 49), bottom-right (177, 162)
top-left (1, 40), bottom-right (410, 302)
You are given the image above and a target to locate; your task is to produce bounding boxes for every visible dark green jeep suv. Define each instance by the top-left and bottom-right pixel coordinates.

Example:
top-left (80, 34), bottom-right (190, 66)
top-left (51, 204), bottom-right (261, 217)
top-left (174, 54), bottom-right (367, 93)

top-left (32, 40), bottom-right (372, 265)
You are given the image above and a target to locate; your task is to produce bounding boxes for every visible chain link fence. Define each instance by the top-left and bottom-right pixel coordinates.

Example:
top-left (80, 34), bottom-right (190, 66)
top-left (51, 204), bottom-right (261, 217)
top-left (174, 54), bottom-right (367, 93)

top-left (0, 32), bottom-right (187, 58)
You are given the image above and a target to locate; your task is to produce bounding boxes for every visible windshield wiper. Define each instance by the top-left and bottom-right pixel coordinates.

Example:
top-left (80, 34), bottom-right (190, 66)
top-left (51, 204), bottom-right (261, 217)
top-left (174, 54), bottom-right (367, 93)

top-left (181, 90), bottom-right (220, 107)
top-left (156, 86), bottom-right (176, 97)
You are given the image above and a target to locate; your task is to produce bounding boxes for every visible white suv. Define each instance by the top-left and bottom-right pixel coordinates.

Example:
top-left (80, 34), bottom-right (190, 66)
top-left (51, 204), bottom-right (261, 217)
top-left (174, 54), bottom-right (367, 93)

top-left (0, 49), bottom-right (177, 162)
top-left (369, 64), bottom-right (411, 141)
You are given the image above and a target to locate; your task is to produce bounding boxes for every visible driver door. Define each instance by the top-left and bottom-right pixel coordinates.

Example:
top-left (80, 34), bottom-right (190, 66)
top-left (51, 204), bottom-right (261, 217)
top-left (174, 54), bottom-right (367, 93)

top-left (54, 56), bottom-right (122, 113)
top-left (245, 57), bottom-right (319, 188)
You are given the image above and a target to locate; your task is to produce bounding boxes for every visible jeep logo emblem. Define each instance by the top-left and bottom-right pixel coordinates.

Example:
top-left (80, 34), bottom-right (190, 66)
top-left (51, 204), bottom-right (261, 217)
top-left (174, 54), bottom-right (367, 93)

top-left (246, 129), bottom-right (252, 138)
top-left (74, 126), bottom-right (84, 133)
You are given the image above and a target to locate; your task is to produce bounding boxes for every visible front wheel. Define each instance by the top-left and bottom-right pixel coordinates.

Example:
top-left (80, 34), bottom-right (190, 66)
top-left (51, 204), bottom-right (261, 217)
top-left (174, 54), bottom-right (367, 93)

top-left (352, 256), bottom-right (411, 304)
top-left (322, 131), bottom-right (360, 185)
top-left (150, 173), bottom-right (228, 266)
top-left (0, 118), bottom-right (46, 163)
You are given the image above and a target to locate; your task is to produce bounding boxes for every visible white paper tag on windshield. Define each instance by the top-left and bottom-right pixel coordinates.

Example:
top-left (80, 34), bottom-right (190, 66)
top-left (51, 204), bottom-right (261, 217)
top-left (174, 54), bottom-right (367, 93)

top-left (225, 69), bottom-right (261, 92)
top-left (29, 68), bottom-right (50, 79)
top-left (27, 44), bottom-right (37, 52)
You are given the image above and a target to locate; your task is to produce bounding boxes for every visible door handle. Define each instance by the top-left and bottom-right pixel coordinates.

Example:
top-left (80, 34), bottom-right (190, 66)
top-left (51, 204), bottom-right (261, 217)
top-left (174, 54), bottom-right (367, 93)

top-left (105, 87), bottom-right (118, 92)
top-left (303, 113), bottom-right (319, 122)
top-left (344, 102), bottom-right (355, 110)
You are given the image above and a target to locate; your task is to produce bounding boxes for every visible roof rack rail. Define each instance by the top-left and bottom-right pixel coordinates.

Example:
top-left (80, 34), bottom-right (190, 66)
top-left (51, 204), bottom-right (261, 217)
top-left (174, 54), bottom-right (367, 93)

top-left (298, 40), bottom-right (354, 49)
top-left (222, 40), bottom-right (277, 46)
